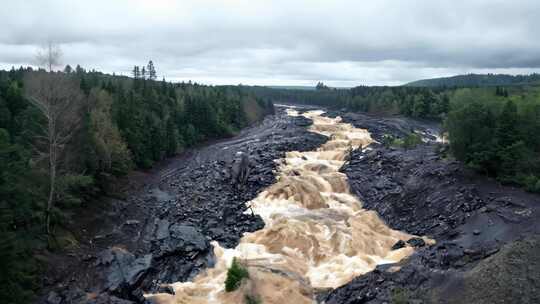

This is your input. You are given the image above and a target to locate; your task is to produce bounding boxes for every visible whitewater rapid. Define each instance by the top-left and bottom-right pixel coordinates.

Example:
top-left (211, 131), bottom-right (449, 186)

top-left (146, 109), bottom-right (427, 304)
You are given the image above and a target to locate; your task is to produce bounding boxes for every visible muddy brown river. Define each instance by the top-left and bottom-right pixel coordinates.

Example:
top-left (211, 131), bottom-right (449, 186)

top-left (146, 109), bottom-right (429, 304)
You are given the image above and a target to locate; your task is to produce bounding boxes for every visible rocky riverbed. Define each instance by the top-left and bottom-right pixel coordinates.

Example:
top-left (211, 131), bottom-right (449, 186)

top-left (321, 111), bottom-right (540, 304)
top-left (41, 107), bottom-right (540, 304)
top-left (41, 106), bottom-right (326, 304)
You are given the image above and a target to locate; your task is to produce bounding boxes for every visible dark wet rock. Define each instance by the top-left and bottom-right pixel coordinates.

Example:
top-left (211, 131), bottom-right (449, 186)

top-left (341, 144), bottom-right (485, 237)
top-left (169, 224), bottom-right (206, 250)
top-left (155, 219), bottom-right (170, 240)
top-left (98, 247), bottom-right (152, 298)
top-left (157, 224), bottom-right (208, 257)
top-left (45, 288), bottom-right (86, 304)
top-left (46, 291), bottom-right (62, 304)
top-left (82, 254), bottom-right (95, 262)
top-left (407, 237), bottom-right (426, 248)
top-left (293, 115), bottom-right (313, 127)
top-left (88, 293), bottom-right (135, 304)
top-left (156, 284), bottom-right (175, 295)
top-left (230, 151), bottom-right (252, 186)
top-left (463, 248), bottom-right (481, 256)
top-left (96, 248), bottom-right (115, 266)
top-left (391, 240), bottom-right (406, 250)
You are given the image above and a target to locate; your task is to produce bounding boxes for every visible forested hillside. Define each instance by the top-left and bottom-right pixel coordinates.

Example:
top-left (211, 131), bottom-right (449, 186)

top-left (0, 65), bottom-right (273, 303)
top-left (445, 86), bottom-right (540, 191)
top-left (243, 84), bottom-right (451, 119)
top-left (406, 73), bottom-right (540, 87)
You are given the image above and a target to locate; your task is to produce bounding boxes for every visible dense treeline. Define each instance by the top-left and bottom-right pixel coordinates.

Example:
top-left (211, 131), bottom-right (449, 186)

top-left (445, 87), bottom-right (540, 191)
top-left (406, 73), bottom-right (540, 87)
top-left (345, 86), bottom-right (450, 118)
top-left (238, 85), bottom-right (352, 109)
top-left (0, 68), bottom-right (44, 303)
top-left (246, 82), bottom-right (540, 191)
top-left (244, 84), bottom-right (450, 119)
top-left (0, 65), bottom-right (273, 303)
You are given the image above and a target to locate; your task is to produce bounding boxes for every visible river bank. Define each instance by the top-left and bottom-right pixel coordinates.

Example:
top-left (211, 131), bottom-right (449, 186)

top-left (40, 107), bottom-right (540, 304)
top-left (40, 106), bottom-right (327, 303)
top-left (322, 111), bottom-right (540, 304)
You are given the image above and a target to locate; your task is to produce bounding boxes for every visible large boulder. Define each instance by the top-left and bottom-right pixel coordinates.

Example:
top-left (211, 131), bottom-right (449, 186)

top-left (157, 224), bottom-right (208, 257)
top-left (97, 247), bottom-right (152, 298)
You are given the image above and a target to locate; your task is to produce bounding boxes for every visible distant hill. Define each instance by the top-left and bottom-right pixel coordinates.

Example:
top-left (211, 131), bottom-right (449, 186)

top-left (405, 73), bottom-right (540, 87)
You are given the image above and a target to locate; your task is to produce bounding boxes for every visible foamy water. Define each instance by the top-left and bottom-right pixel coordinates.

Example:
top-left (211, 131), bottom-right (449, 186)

top-left (146, 109), bottom-right (427, 304)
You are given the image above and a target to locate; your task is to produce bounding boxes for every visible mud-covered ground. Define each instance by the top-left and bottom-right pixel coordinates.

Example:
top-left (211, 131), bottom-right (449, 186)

top-left (40, 106), bottom-right (326, 304)
top-left (321, 111), bottom-right (540, 304)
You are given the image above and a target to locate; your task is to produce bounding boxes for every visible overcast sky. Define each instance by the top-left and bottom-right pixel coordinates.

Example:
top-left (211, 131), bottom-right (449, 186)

top-left (1, 0), bottom-right (540, 86)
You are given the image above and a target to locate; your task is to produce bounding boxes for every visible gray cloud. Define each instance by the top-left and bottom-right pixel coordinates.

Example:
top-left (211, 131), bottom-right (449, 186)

top-left (1, 0), bottom-right (540, 86)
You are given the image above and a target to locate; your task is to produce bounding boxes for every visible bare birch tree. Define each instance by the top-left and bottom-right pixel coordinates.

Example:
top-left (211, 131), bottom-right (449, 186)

top-left (36, 41), bottom-right (63, 72)
top-left (24, 43), bottom-right (84, 234)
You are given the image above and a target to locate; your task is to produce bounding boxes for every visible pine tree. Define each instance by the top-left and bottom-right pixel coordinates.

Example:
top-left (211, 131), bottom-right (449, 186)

top-left (496, 100), bottom-right (522, 179)
top-left (132, 66), bottom-right (140, 79)
top-left (80, 77), bottom-right (91, 95)
top-left (75, 64), bottom-right (85, 75)
top-left (147, 60), bottom-right (157, 81)
top-left (316, 82), bottom-right (329, 90)
top-left (496, 100), bottom-right (519, 147)
top-left (165, 118), bottom-right (178, 156)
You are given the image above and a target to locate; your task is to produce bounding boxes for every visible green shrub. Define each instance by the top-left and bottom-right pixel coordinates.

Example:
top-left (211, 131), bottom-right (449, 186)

top-left (392, 138), bottom-right (405, 147)
top-left (381, 134), bottom-right (395, 147)
top-left (381, 133), bottom-right (422, 149)
top-left (523, 175), bottom-right (540, 193)
top-left (225, 258), bottom-right (249, 292)
top-left (402, 133), bottom-right (423, 149)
